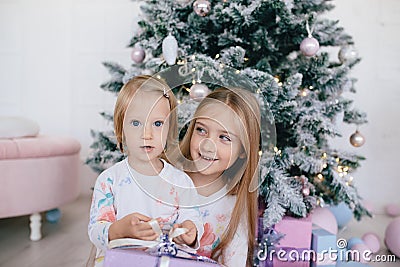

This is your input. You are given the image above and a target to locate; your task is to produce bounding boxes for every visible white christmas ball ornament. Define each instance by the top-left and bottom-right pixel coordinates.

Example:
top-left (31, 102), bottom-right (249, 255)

top-left (350, 130), bottom-right (365, 147)
top-left (189, 84), bottom-right (210, 102)
top-left (131, 47), bottom-right (145, 63)
top-left (193, 0), bottom-right (211, 17)
top-left (339, 46), bottom-right (358, 64)
top-left (300, 37), bottom-right (320, 57)
top-left (162, 33), bottom-right (178, 66)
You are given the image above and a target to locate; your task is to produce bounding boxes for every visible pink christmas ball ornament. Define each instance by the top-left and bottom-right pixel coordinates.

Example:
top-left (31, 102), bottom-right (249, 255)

top-left (300, 36), bottom-right (320, 57)
top-left (131, 47), bottom-right (146, 64)
top-left (361, 233), bottom-right (380, 253)
top-left (350, 243), bottom-right (372, 263)
top-left (311, 207), bottom-right (338, 234)
top-left (385, 203), bottom-right (400, 217)
top-left (385, 217), bottom-right (400, 257)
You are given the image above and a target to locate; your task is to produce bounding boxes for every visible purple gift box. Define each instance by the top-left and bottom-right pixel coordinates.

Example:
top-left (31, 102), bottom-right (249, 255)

top-left (259, 216), bottom-right (312, 267)
top-left (104, 248), bottom-right (220, 267)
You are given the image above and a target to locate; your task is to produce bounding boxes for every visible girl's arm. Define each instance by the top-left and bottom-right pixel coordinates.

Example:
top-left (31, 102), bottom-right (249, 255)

top-left (88, 172), bottom-right (117, 251)
top-left (88, 171), bottom-right (160, 251)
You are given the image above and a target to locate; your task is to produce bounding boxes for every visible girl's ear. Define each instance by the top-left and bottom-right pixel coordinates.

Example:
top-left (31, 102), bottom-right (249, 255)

top-left (239, 151), bottom-right (246, 159)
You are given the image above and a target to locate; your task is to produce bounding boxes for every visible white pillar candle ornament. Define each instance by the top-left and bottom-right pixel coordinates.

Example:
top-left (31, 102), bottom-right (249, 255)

top-left (193, 0), bottom-right (211, 17)
top-left (189, 83), bottom-right (210, 102)
top-left (162, 33), bottom-right (178, 66)
top-left (131, 46), bottom-right (145, 63)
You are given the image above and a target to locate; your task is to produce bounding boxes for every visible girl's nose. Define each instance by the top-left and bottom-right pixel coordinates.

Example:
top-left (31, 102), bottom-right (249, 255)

top-left (199, 138), bottom-right (216, 155)
top-left (141, 123), bottom-right (153, 139)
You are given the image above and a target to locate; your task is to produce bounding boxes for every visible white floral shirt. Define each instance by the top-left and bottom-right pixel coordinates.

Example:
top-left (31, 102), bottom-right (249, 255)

top-left (197, 187), bottom-right (248, 267)
top-left (88, 159), bottom-right (203, 267)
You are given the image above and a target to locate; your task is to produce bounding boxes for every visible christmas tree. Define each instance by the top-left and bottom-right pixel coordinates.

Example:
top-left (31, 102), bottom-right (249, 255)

top-left (86, 0), bottom-right (369, 226)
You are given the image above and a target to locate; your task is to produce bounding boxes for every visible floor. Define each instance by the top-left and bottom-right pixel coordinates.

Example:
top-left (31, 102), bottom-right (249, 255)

top-left (0, 196), bottom-right (93, 267)
top-left (338, 213), bottom-right (400, 266)
top-left (0, 195), bottom-right (398, 267)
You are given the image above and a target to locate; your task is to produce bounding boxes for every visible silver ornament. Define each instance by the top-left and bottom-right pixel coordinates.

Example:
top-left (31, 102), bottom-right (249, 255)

top-left (300, 36), bottom-right (320, 57)
top-left (162, 33), bottom-right (178, 66)
top-left (350, 130), bottom-right (365, 147)
top-left (317, 197), bottom-right (325, 207)
top-left (193, 0), bottom-right (211, 17)
top-left (338, 46), bottom-right (358, 64)
top-left (189, 83), bottom-right (210, 102)
top-left (131, 46), bottom-right (145, 63)
top-left (302, 187), bottom-right (310, 196)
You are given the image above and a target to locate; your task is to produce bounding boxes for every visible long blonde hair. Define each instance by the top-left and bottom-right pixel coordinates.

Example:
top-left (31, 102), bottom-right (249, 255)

top-left (113, 75), bottom-right (178, 156)
top-left (175, 87), bottom-right (260, 266)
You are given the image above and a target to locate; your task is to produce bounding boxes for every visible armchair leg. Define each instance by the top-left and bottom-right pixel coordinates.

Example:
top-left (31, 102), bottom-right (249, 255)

top-left (30, 213), bottom-right (42, 241)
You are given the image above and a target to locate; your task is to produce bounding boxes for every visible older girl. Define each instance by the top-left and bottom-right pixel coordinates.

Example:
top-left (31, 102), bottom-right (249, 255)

top-left (170, 87), bottom-right (261, 266)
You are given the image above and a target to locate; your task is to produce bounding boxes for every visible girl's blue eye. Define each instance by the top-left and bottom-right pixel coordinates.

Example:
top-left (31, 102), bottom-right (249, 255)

top-left (195, 127), bottom-right (207, 135)
top-left (153, 121), bottom-right (164, 127)
top-left (220, 135), bottom-right (231, 142)
top-left (131, 120), bottom-right (141, 127)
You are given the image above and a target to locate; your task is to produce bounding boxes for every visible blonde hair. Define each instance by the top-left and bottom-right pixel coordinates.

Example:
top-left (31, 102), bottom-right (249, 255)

top-left (114, 75), bottom-right (178, 156)
top-left (176, 87), bottom-right (260, 266)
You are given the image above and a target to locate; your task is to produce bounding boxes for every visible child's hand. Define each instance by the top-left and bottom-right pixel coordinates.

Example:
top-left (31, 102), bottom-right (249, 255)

top-left (109, 213), bottom-right (161, 241)
top-left (172, 220), bottom-right (197, 247)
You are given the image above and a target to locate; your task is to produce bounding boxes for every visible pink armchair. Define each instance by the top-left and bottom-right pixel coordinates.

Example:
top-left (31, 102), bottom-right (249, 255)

top-left (0, 135), bottom-right (81, 240)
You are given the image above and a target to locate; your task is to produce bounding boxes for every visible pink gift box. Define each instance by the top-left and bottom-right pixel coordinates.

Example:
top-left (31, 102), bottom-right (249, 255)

top-left (104, 248), bottom-right (220, 267)
top-left (274, 215), bottom-right (312, 248)
top-left (262, 216), bottom-right (312, 267)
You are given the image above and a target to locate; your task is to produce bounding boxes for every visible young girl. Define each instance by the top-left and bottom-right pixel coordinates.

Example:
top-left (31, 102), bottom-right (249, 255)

top-left (169, 87), bottom-right (261, 267)
top-left (88, 75), bottom-right (203, 266)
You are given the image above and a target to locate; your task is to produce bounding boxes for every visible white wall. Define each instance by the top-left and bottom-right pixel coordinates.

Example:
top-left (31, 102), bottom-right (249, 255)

top-left (327, 0), bottom-right (400, 213)
top-left (0, 0), bottom-right (399, 211)
top-left (0, 0), bottom-right (141, 195)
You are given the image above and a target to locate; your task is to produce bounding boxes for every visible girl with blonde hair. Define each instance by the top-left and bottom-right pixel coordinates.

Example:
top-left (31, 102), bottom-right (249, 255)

top-left (88, 75), bottom-right (202, 267)
top-left (169, 87), bottom-right (261, 266)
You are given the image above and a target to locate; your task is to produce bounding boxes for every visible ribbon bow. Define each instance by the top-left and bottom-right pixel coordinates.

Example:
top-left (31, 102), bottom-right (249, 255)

top-left (147, 219), bottom-right (188, 257)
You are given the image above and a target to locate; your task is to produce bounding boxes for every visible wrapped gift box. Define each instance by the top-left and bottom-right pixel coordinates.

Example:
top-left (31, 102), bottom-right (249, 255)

top-left (259, 216), bottom-right (312, 267)
top-left (104, 248), bottom-right (220, 267)
top-left (311, 226), bottom-right (337, 267)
